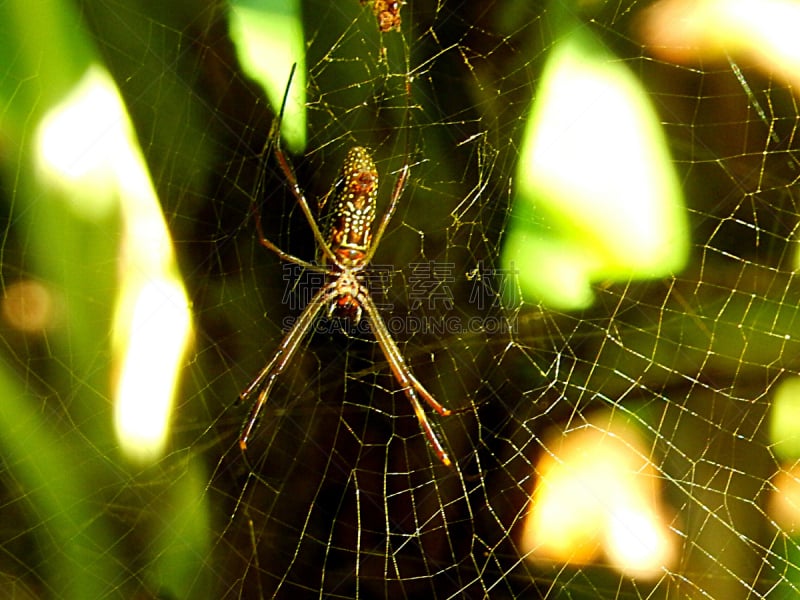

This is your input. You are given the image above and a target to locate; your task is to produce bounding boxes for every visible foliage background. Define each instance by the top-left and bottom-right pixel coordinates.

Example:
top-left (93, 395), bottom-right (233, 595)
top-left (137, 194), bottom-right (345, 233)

top-left (1, 0), bottom-right (800, 598)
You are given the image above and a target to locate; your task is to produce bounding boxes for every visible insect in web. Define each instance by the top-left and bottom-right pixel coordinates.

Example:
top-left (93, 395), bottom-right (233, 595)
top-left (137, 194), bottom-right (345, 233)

top-left (238, 70), bottom-right (452, 467)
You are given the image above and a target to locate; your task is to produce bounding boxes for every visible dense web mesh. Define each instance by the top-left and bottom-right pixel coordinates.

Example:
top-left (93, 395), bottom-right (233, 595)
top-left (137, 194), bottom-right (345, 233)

top-left (3, 0), bottom-right (800, 598)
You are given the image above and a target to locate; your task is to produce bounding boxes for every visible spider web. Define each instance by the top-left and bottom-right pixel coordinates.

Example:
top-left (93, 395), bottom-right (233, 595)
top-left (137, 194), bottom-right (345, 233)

top-left (2, 0), bottom-right (800, 598)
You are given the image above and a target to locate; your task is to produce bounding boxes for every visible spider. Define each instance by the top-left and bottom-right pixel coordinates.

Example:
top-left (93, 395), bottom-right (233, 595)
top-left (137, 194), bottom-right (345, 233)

top-left (361, 0), bottom-right (404, 33)
top-left (238, 106), bottom-right (452, 467)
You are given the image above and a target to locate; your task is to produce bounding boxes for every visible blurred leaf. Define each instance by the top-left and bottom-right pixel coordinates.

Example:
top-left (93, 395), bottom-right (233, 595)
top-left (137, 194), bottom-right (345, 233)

top-left (0, 359), bottom-right (117, 597)
top-left (229, 0), bottom-right (306, 152)
top-left (503, 25), bottom-right (688, 310)
top-left (771, 377), bottom-right (800, 460)
top-left (148, 459), bottom-right (211, 599)
top-left (0, 0), bottom-right (198, 595)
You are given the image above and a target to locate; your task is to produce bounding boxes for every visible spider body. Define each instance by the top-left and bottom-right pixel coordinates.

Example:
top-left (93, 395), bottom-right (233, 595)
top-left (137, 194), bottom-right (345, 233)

top-left (239, 137), bottom-right (452, 466)
top-left (361, 0), bottom-right (403, 33)
top-left (319, 147), bottom-right (379, 323)
top-left (327, 268), bottom-right (366, 324)
top-left (322, 146), bottom-right (378, 268)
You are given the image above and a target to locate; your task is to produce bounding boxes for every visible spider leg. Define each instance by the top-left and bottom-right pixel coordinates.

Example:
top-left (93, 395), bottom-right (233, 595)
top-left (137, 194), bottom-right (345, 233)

top-left (251, 201), bottom-right (326, 272)
top-left (364, 161), bottom-right (409, 264)
top-left (238, 286), bottom-right (329, 451)
top-left (256, 62), bottom-right (337, 265)
top-left (270, 137), bottom-right (338, 266)
top-left (364, 68), bottom-right (413, 264)
top-left (360, 293), bottom-right (452, 467)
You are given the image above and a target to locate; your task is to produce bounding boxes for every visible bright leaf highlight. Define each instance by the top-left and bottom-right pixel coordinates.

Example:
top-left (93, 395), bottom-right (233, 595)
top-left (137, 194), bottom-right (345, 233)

top-left (229, 0), bottom-right (306, 153)
top-left (35, 66), bottom-right (193, 462)
top-left (504, 28), bottom-right (688, 310)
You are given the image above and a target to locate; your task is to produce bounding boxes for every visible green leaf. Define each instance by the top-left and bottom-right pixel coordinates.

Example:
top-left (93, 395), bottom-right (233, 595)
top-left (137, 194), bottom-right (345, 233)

top-left (229, 0), bottom-right (306, 153)
top-left (771, 377), bottom-right (800, 460)
top-left (503, 26), bottom-right (688, 310)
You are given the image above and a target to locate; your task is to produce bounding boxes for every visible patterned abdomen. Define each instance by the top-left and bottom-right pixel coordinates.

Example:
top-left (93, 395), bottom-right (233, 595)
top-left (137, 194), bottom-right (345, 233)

top-left (321, 147), bottom-right (378, 267)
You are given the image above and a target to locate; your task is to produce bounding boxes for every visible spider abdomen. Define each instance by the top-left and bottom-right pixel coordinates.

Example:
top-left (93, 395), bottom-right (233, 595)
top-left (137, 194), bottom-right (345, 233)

top-left (323, 146), bottom-right (378, 267)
